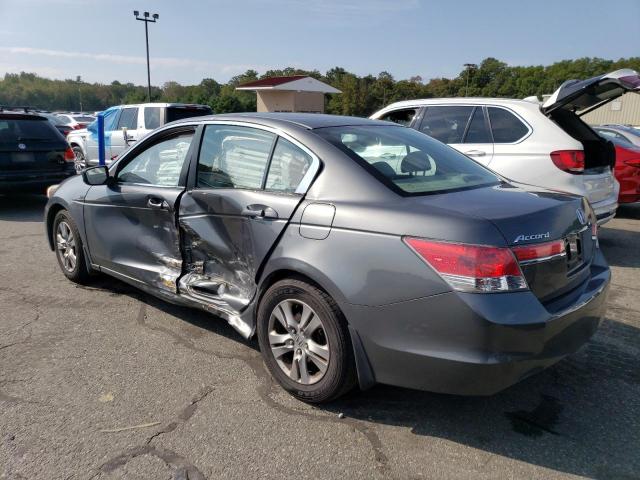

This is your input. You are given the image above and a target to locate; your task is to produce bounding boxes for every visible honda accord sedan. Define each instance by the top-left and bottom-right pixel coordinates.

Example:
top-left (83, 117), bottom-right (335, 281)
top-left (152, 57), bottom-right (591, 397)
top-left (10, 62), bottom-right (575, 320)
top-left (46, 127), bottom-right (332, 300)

top-left (45, 113), bottom-right (610, 403)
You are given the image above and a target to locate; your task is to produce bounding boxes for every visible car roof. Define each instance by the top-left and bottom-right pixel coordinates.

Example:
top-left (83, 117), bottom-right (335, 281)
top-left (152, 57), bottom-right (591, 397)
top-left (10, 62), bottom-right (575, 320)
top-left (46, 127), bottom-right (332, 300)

top-left (0, 111), bottom-right (48, 120)
top-left (171, 112), bottom-right (392, 130)
top-left (379, 97), bottom-right (540, 110)
top-left (112, 102), bottom-right (212, 109)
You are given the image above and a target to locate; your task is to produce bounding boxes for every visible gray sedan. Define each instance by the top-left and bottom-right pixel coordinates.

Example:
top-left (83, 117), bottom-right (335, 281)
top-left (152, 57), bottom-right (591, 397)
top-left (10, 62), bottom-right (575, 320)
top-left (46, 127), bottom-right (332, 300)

top-left (45, 113), bottom-right (610, 403)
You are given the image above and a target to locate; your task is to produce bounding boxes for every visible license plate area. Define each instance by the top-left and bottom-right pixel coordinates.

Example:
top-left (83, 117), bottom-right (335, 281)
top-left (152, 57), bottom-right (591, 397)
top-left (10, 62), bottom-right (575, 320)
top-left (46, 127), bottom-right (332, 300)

top-left (565, 233), bottom-right (583, 272)
top-left (11, 153), bottom-right (35, 163)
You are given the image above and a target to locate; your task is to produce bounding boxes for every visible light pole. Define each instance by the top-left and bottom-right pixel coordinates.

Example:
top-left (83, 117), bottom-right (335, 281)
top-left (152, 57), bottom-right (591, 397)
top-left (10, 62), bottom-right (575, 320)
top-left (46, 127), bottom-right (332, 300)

top-left (133, 10), bottom-right (159, 102)
top-left (463, 63), bottom-right (477, 97)
top-left (76, 75), bottom-right (83, 112)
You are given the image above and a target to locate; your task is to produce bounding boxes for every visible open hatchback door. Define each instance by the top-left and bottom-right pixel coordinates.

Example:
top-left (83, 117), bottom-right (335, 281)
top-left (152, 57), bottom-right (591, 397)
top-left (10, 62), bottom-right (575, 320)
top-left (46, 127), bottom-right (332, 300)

top-left (542, 68), bottom-right (640, 116)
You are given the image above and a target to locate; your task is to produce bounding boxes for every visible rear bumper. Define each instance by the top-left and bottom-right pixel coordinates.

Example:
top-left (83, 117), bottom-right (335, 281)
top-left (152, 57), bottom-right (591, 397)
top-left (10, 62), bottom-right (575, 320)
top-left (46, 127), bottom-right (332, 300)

top-left (0, 169), bottom-right (75, 193)
top-left (346, 250), bottom-right (610, 395)
top-left (591, 194), bottom-right (618, 225)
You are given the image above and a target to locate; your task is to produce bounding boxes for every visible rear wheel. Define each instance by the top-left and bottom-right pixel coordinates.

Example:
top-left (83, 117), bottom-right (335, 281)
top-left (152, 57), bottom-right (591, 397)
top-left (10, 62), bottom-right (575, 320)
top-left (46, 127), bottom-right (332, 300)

top-left (53, 210), bottom-right (91, 284)
top-left (257, 278), bottom-right (356, 403)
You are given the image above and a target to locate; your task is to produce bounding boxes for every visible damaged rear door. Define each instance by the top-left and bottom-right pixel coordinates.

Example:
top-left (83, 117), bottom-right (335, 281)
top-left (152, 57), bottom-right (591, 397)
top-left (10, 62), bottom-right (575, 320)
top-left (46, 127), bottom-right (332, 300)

top-left (83, 126), bottom-right (197, 291)
top-left (178, 123), bottom-right (318, 316)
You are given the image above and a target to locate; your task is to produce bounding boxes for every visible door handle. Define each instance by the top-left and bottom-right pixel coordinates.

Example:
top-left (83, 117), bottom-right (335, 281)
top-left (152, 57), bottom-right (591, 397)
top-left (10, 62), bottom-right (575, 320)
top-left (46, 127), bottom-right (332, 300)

top-left (148, 197), bottom-right (169, 210)
top-left (241, 205), bottom-right (279, 219)
top-left (464, 150), bottom-right (486, 157)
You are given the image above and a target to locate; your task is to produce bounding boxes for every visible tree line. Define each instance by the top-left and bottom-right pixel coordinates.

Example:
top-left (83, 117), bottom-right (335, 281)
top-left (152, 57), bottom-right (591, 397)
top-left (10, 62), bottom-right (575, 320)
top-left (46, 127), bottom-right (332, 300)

top-left (1, 57), bottom-right (638, 116)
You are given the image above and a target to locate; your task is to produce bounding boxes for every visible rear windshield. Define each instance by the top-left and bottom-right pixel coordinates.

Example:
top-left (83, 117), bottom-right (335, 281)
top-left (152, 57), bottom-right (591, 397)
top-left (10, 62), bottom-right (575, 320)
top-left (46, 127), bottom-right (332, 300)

top-left (317, 125), bottom-right (500, 195)
top-left (0, 117), bottom-right (62, 142)
top-left (72, 115), bottom-right (95, 123)
top-left (166, 106), bottom-right (212, 123)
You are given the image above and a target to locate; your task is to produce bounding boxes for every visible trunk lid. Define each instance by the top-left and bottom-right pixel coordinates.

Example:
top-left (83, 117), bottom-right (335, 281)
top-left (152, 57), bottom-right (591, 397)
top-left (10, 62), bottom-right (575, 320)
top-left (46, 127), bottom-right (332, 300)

top-left (542, 68), bottom-right (640, 115)
top-left (420, 183), bottom-right (597, 303)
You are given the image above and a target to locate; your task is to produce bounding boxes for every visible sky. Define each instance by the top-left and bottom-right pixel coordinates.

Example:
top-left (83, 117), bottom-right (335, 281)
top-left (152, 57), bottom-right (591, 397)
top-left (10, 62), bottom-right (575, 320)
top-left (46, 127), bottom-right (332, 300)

top-left (0, 0), bottom-right (638, 86)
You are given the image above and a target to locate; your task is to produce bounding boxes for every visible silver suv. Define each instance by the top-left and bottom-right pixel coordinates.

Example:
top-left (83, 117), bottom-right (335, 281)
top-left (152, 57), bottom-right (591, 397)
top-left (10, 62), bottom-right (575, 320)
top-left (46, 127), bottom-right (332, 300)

top-left (68, 102), bottom-right (212, 170)
top-left (371, 69), bottom-right (640, 224)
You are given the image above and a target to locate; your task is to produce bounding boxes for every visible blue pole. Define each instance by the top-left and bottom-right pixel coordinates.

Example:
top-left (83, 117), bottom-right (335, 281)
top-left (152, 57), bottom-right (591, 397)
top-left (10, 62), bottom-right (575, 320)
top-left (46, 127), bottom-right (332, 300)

top-left (97, 112), bottom-right (105, 166)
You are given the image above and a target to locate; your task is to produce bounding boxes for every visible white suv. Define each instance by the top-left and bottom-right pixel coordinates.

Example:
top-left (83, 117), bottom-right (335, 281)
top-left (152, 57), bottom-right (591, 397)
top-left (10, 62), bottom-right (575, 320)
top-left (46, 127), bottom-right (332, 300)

top-left (67, 102), bottom-right (212, 170)
top-left (371, 69), bottom-right (640, 224)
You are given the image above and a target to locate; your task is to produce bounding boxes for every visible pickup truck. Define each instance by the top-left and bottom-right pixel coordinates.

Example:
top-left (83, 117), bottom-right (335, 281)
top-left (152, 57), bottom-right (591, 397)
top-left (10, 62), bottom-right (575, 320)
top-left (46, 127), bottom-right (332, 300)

top-left (67, 102), bottom-right (212, 170)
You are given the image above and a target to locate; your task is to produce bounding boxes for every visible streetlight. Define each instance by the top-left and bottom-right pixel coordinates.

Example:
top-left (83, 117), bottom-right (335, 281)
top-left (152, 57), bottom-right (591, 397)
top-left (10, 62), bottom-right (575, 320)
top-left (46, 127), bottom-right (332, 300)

top-left (463, 63), bottom-right (477, 97)
top-left (133, 10), bottom-right (159, 102)
top-left (76, 75), bottom-right (83, 112)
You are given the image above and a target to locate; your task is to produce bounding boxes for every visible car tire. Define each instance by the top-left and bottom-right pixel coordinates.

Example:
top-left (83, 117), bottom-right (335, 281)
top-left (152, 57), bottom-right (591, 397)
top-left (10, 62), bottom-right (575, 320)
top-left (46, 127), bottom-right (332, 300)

top-left (257, 278), bottom-right (357, 403)
top-left (72, 145), bottom-right (86, 174)
top-left (53, 210), bottom-right (92, 284)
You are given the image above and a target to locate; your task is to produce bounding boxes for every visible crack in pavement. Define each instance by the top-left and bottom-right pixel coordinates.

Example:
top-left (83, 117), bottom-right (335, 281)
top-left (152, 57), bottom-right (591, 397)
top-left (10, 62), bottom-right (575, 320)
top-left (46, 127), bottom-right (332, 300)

top-left (134, 302), bottom-right (390, 473)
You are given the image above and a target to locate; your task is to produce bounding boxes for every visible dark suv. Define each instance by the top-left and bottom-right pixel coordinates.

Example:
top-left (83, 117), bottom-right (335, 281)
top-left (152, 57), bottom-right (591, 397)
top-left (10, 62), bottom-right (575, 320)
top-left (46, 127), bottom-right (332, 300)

top-left (0, 111), bottom-right (76, 193)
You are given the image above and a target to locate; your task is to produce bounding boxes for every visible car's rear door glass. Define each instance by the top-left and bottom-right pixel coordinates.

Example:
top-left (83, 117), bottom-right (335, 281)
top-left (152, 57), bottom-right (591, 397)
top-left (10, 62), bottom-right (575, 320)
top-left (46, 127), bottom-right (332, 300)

top-left (265, 137), bottom-right (313, 193)
top-left (144, 107), bottom-right (161, 129)
top-left (197, 125), bottom-right (275, 189)
top-left (487, 107), bottom-right (529, 143)
top-left (418, 106), bottom-right (474, 143)
top-left (464, 107), bottom-right (492, 143)
top-left (318, 125), bottom-right (499, 195)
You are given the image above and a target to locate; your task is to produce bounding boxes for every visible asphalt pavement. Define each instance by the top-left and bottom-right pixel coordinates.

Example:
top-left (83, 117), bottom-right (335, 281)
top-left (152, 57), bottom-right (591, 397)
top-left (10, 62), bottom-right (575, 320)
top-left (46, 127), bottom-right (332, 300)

top-left (1, 194), bottom-right (639, 480)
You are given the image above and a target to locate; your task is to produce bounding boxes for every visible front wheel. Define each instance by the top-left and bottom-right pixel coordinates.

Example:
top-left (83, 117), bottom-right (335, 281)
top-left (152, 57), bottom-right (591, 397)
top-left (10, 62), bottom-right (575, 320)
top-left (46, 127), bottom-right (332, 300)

top-left (256, 278), bottom-right (356, 403)
top-left (72, 145), bottom-right (86, 174)
top-left (53, 210), bottom-right (92, 284)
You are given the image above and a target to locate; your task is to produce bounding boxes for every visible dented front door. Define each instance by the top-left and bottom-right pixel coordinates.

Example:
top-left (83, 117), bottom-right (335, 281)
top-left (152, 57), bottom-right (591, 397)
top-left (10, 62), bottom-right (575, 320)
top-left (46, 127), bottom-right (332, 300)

top-left (83, 127), bottom-right (196, 292)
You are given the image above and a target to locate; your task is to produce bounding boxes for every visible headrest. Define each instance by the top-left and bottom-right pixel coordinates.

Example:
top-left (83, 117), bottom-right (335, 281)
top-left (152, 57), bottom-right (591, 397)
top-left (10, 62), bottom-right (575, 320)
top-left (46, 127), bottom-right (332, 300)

top-left (401, 151), bottom-right (432, 173)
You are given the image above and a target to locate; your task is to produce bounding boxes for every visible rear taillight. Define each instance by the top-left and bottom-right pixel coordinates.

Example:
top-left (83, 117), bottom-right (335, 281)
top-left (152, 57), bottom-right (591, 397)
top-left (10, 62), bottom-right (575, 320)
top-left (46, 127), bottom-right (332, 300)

top-left (512, 240), bottom-right (565, 263)
top-left (551, 150), bottom-right (585, 174)
top-left (624, 158), bottom-right (640, 167)
top-left (403, 237), bottom-right (527, 293)
top-left (64, 147), bottom-right (75, 162)
top-left (72, 124), bottom-right (83, 130)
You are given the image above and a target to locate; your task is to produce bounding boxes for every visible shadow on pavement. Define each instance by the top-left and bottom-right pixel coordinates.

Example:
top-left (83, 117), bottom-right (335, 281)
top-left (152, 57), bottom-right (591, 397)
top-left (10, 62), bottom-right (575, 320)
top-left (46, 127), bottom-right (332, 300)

top-left (0, 194), bottom-right (47, 222)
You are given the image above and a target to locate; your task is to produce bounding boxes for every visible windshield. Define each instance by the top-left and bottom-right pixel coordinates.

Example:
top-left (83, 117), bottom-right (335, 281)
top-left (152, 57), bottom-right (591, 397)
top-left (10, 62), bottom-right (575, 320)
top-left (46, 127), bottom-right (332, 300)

top-left (317, 125), bottom-right (500, 195)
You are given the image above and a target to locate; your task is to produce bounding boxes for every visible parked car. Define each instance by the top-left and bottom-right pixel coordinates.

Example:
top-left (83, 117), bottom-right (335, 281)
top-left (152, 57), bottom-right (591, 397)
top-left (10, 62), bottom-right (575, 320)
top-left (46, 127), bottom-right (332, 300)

top-left (0, 111), bottom-right (76, 193)
top-left (371, 69), bottom-right (640, 224)
top-left (39, 112), bottom-right (74, 138)
top-left (56, 113), bottom-right (95, 130)
top-left (67, 103), bottom-right (212, 171)
top-left (594, 124), bottom-right (640, 147)
top-left (45, 113), bottom-right (609, 403)
top-left (597, 133), bottom-right (640, 203)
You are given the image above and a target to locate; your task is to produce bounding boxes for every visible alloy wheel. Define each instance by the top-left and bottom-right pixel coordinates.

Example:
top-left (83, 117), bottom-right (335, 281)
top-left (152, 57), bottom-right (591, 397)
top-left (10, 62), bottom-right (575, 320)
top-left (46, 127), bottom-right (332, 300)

top-left (56, 221), bottom-right (77, 272)
top-left (268, 299), bottom-right (330, 385)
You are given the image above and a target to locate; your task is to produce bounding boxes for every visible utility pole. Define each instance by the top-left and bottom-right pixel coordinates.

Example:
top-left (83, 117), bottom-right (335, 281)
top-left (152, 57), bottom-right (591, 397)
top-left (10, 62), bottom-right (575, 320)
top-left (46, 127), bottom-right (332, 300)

top-left (133, 10), bottom-right (159, 102)
top-left (463, 63), bottom-right (477, 97)
top-left (76, 75), bottom-right (83, 112)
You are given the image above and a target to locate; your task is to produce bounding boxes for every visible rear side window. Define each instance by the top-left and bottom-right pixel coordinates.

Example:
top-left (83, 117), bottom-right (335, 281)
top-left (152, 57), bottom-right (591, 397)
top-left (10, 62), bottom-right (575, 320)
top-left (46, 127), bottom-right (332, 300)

top-left (144, 107), bottom-right (161, 129)
top-left (265, 138), bottom-right (313, 193)
top-left (317, 125), bottom-right (499, 195)
top-left (197, 125), bottom-right (275, 189)
top-left (487, 107), bottom-right (529, 143)
top-left (379, 108), bottom-right (418, 127)
top-left (0, 117), bottom-right (61, 142)
top-left (116, 108), bottom-right (138, 131)
top-left (166, 106), bottom-right (212, 123)
top-left (418, 106), bottom-right (474, 143)
top-left (464, 107), bottom-right (492, 143)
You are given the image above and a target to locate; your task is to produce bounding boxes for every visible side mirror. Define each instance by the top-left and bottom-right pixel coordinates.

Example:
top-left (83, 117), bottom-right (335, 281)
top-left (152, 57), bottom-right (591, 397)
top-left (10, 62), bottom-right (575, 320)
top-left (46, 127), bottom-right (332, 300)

top-left (82, 165), bottom-right (110, 186)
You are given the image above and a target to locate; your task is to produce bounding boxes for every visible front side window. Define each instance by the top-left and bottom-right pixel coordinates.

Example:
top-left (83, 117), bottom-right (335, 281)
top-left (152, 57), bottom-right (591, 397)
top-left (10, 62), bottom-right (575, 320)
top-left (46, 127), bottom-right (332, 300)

top-left (117, 130), bottom-right (194, 186)
top-left (317, 125), bottom-right (499, 195)
top-left (419, 106), bottom-right (474, 143)
top-left (265, 138), bottom-right (313, 193)
top-left (379, 108), bottom-right (418, 127)
top-left (487, 107), bottom-right (529, 143)
top-left (144, 107), bottom-right (161, 130)
top-left (197, 125), bottom-right (275, 189)
top-left (116, 107), bottom-right (138, 131)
